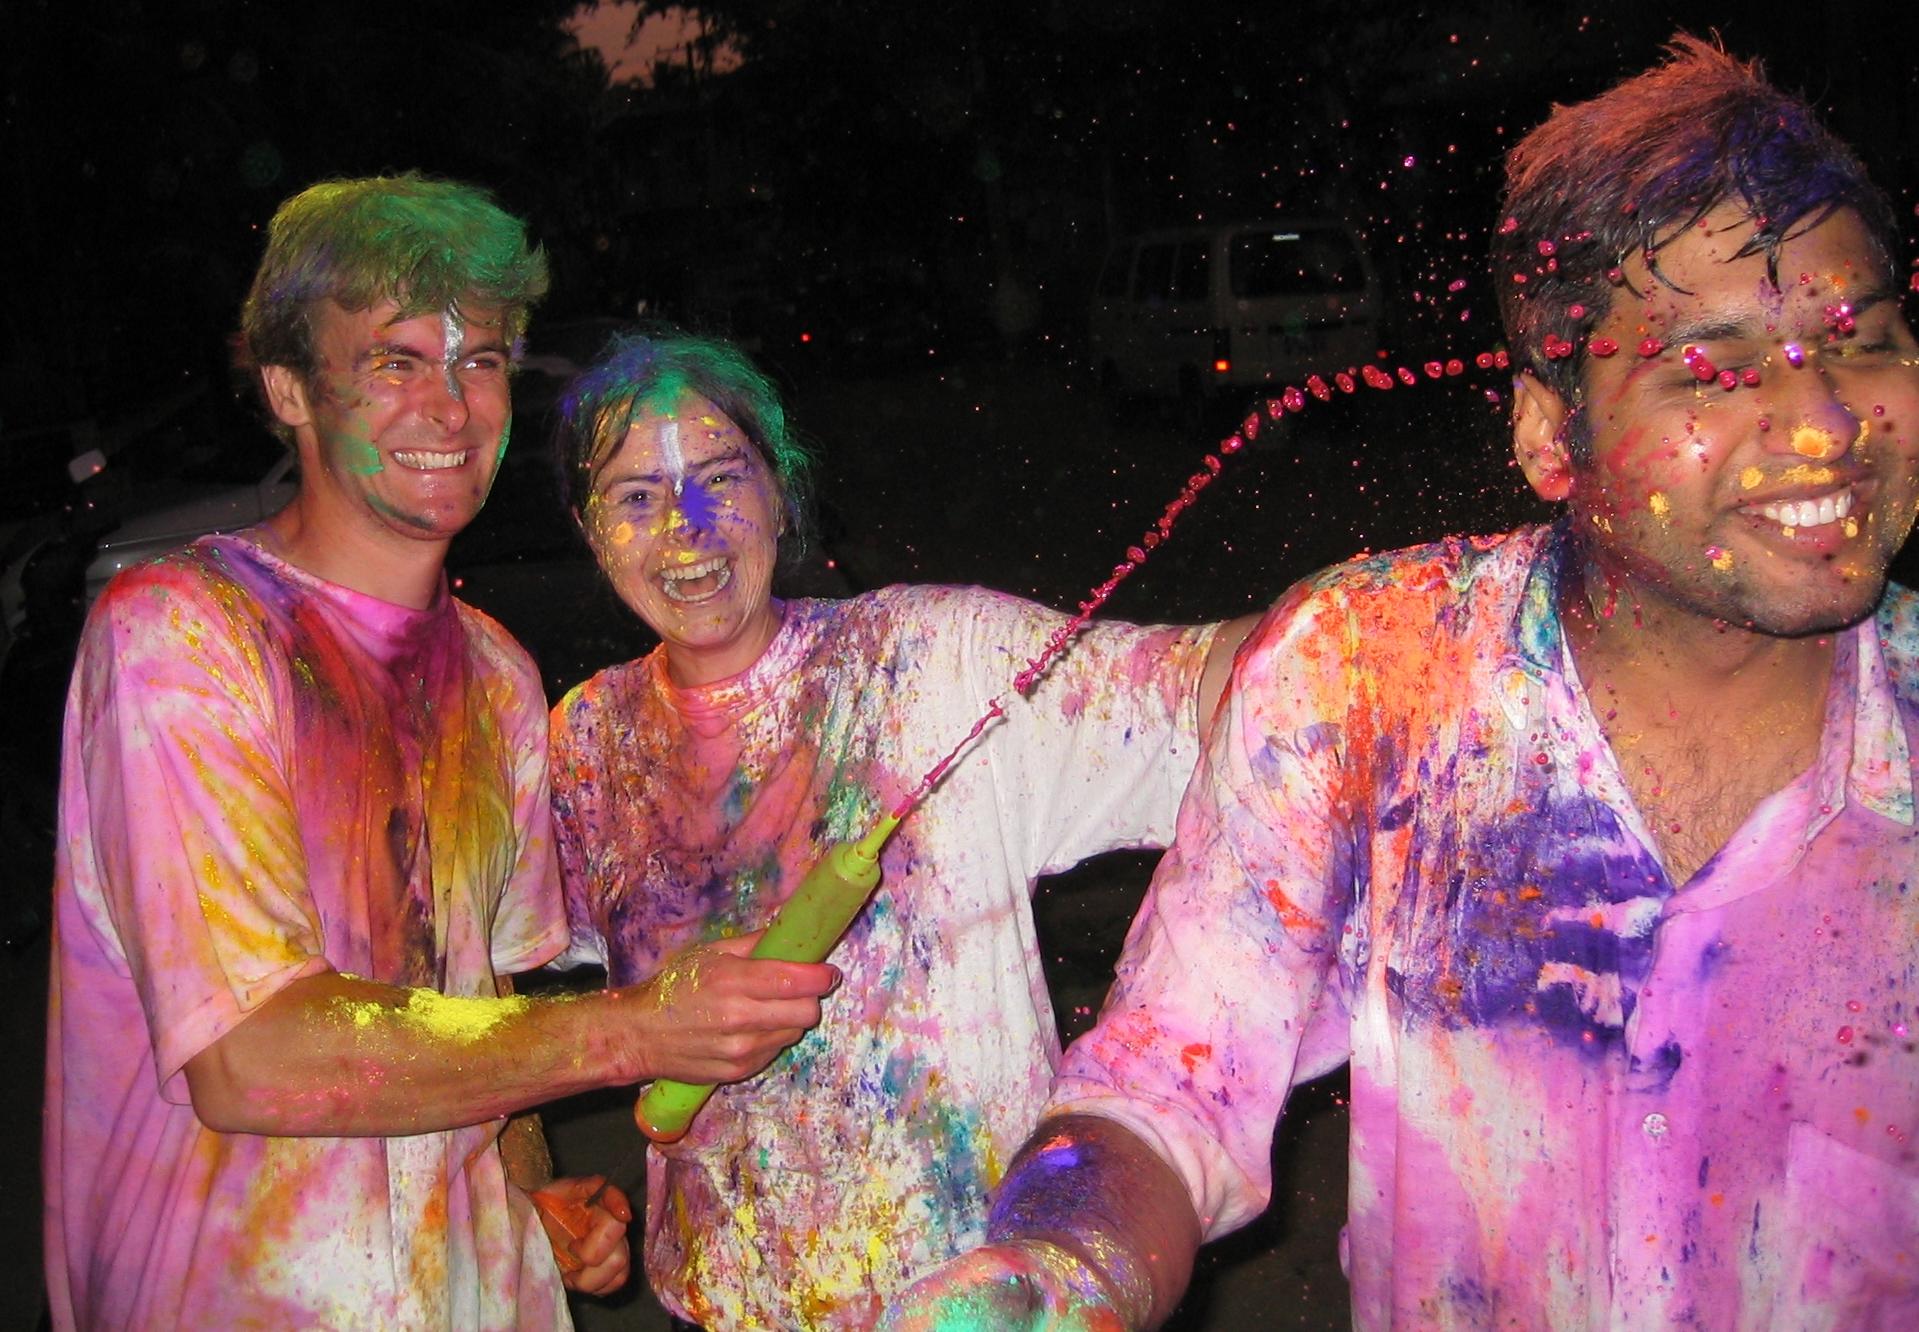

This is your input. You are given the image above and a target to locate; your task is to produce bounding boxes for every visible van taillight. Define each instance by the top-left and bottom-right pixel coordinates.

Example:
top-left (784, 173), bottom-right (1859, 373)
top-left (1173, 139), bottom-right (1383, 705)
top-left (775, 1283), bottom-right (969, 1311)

top-left (1212, 328), bottom-right (1231, 375)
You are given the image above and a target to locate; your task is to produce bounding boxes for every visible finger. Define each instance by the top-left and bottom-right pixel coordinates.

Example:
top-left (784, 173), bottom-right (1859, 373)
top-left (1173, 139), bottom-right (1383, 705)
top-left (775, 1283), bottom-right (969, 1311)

top-left (571, 1213), bottom-right (625, 1269)
top-left (569, 1243), bottom-right (631, 1297)
top-left (598, 1182), bottom-right (634, 1223)
top-left (701, 931), bottom-right (764, 958)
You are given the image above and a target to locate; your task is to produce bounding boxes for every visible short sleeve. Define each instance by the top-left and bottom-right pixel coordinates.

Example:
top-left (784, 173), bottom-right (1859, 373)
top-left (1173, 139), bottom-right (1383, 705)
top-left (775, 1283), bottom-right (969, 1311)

top-left (932, 588), bottom-right (1214, 878)
top-left (547, 682), bottom-right (611, 970)
top-left (466, 613), bottom-right (569, 978)
top-left (1047, 577), bottom-right (1359, 1237)
top-left (67, 568), bottom-right (329, 1101)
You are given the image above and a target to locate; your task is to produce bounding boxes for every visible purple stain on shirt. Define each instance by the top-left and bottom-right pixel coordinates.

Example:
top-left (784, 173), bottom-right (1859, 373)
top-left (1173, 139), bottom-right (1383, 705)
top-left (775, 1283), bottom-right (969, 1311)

top-left (1390, 788), bottom-right (1669, 1050)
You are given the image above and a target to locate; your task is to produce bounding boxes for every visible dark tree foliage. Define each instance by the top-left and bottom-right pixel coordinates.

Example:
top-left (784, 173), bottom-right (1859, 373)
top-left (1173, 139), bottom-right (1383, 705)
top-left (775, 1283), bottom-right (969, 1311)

top-left (3, 0), bottom-right (606, 430)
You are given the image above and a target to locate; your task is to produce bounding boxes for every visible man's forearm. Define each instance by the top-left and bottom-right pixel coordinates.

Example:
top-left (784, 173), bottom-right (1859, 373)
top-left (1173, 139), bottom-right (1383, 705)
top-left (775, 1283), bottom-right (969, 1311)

top-left (182, 970), bottom-right (640, 1136)
top-left (988, 1113), bottom-right (1202, 1329)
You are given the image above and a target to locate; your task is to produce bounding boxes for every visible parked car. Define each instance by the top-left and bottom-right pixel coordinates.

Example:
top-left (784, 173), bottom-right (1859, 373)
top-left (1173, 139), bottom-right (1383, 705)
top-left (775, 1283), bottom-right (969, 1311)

top-left (1089, 219), bottom-right (1381, 400)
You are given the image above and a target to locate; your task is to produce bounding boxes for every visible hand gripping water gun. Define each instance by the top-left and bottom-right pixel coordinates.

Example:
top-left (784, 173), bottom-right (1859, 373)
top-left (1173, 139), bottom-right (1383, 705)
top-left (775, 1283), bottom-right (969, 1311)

top-left (634, 812), bottom-right (903, 1142)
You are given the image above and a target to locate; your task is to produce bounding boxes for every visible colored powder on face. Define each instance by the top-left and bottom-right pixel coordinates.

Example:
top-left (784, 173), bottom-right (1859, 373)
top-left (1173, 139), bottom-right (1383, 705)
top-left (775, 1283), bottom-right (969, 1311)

top-left (1708, 546), bottom-right (1734, 572)
top-left (1789, 425), bottom-right (1836, 458)
top-left (677, 476), bottom-right (721, 532)
top-left (495, 414), bottom-right (512, 466)
top-left (1740, 466), bottom-right (1765, 491)
top-left (442, 308), bottom-right (466, 402)
top-left (661, 418), bottom-right (685, 494)
top-left (1648, 492), bottom-right (1670, 519)
top-left (344, 439), bottom-right (383, 477)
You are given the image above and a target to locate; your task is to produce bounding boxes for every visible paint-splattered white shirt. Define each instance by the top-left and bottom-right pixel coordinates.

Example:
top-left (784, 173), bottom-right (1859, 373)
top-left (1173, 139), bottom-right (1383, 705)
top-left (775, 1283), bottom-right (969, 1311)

top-left (1054, 524), bottom-right (1919, 1330)
top-left (551, 585), bottom-right (1213, 1330)
top-left (45, 534), bottom-right (571, 1331)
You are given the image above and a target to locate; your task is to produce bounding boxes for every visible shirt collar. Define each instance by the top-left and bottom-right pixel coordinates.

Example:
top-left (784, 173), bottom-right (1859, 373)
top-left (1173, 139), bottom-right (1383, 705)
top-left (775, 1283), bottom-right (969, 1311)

top-left (1502, 520), bottom-right (1913, 830)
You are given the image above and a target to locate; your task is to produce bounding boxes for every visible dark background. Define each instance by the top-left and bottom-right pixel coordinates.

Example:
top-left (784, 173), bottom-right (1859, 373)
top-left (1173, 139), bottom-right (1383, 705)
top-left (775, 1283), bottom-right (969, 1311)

top-left (5, 2), bottom-right (1919, 1327)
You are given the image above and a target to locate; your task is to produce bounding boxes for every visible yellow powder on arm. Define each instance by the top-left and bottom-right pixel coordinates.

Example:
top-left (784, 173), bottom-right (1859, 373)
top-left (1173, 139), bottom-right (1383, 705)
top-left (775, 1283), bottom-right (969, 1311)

top-left (326, 984), bottom-right (532, 1042)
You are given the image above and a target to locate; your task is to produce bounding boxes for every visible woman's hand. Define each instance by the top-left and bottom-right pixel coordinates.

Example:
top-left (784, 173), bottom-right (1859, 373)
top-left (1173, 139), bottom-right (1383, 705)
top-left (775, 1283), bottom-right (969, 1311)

top-left (530, 1175), bottom-right (634, 1295)
top-left (619, 931), bottom-right (840, 1086)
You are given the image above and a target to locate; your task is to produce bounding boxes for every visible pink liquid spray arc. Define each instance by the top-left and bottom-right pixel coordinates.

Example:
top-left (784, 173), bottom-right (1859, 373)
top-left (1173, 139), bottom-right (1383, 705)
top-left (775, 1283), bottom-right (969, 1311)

top-left (890, 343), bottom-right (1522, 821)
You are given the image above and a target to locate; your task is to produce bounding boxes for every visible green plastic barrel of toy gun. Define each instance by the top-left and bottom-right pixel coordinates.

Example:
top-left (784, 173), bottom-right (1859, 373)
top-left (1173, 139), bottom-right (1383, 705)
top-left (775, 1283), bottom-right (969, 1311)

top-left (634, 818), bottom-right (896, 1141)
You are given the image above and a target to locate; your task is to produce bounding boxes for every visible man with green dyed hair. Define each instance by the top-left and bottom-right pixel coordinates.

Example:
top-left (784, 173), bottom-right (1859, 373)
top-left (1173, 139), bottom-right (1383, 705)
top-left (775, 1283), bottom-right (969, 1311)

top-left (45, 175), bottom-right (839, 1328)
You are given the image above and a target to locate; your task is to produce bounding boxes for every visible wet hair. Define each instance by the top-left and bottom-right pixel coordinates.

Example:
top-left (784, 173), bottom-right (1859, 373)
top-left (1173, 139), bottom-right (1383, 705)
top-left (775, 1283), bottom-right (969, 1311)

top-left (1494, 34), bottom-right (1899, 408)
top-left (553, 328), bottom-right (818, 562)
top-left (237, 173), bottom-right (548, 426)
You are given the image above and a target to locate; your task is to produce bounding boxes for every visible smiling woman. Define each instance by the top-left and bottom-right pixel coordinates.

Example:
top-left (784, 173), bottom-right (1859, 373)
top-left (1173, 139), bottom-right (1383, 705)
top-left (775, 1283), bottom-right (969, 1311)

top-left (543, 329), bottom-right (1248, 1330)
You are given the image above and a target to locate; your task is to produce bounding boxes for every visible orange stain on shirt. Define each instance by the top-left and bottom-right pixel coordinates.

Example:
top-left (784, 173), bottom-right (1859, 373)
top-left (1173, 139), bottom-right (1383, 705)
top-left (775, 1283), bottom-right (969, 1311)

top-left (1262, 880), bottom-right (1324, 933)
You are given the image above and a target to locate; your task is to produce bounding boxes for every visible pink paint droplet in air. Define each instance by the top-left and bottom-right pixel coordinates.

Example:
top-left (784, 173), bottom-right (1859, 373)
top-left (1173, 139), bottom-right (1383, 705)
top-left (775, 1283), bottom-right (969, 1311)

top-left (1638, 337), bottom-right (1665, 358)
top-left (1589, 337), bottom-right (1619, 357)
top-left (1838, 1026), bottom-right (1855, 1045)
top-left (1740, 368), bottom-right (1762, 387)
top-left (1784, 343), bottom-right (1806, 368)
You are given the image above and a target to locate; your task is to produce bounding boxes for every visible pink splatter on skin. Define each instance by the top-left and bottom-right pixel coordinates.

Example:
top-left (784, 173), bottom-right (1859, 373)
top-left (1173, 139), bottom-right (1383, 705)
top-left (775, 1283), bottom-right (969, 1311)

top-left (1516, 204), bottom-right (1919, 642)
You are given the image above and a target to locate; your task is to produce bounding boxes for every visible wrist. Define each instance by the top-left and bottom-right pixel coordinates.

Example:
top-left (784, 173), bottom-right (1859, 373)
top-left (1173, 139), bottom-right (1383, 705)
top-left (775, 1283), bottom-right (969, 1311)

top-left (993, 1236), bottom-right (1152, 1329)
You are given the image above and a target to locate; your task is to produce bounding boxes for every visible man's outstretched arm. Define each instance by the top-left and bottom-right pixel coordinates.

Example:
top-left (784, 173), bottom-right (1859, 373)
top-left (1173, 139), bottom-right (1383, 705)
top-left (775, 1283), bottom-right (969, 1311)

top-left (182, 932), bottom-right (836, 1136)
top-left (882, 1113), bottom-right (1201, 1331)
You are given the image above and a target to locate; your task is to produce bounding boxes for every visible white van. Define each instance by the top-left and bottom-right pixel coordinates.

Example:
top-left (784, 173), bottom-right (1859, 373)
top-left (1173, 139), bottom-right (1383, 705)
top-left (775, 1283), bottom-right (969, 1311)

top-left (1089, 219), bottom-right (1380, 399)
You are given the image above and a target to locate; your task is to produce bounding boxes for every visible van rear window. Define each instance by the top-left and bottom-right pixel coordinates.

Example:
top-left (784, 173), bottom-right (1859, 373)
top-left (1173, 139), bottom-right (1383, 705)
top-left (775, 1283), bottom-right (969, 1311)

top-left (1230, 229), bottom-right (1363, 297)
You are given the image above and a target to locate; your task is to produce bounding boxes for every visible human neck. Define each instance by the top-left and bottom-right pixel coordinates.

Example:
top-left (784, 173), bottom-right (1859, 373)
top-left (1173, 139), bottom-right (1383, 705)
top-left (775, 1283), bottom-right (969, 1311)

top-left (1560, 561), bottom-right (1836, 711)
top-left (259, 499), bottom-right (448, 610)
top-left (662, 600), bottom-right (786, 688)
top-left (1560, 563), bottom-right (1836, 884)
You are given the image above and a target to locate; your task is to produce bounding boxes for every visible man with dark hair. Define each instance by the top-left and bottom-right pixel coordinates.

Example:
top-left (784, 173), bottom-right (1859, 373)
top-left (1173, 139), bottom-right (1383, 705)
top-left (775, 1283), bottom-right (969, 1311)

top-left (44, 176), bottom-right (838, 1329)
top-left (885, 37), bottom-right (1919, 1330)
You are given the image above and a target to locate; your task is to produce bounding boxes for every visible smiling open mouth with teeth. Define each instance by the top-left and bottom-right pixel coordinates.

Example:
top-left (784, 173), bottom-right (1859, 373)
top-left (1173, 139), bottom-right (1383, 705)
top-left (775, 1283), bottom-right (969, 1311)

top-left (392, 449), bottom-right (470, 470)
top-left (660, 556), bottom-right (732, 602)
top-left (1756, 489), bottom-right (1854, 530)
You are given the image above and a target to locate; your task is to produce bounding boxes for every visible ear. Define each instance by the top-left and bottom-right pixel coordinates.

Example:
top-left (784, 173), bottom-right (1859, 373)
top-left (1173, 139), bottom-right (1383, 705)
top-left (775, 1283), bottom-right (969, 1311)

top-left (1512, 372), bottom-right (1575, 503)
top-left (261, 365), bottom-right (314, 433)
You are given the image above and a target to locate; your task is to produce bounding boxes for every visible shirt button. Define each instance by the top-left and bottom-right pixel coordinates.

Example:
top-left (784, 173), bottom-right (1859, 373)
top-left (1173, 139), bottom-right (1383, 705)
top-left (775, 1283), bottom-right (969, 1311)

top-left (1642, 1112), bottom-right (1669, 1141)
